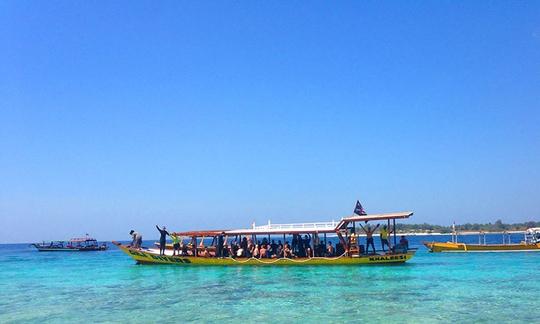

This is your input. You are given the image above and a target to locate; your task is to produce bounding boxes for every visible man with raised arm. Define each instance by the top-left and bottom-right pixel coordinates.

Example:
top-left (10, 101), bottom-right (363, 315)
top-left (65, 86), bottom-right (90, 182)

top-left (156, 225), bottom-right (169, 256)
top-left (359, 223), bottom-right (380, 254)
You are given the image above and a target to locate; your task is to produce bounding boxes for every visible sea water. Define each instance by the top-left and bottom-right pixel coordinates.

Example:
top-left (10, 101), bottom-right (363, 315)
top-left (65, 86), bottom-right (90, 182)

top-left (1, 234), bottom-right (539, 323)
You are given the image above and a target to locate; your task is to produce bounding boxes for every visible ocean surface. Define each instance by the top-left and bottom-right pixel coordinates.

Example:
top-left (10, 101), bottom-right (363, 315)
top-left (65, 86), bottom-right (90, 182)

top-left (1, 234), bottom-right (539, 323)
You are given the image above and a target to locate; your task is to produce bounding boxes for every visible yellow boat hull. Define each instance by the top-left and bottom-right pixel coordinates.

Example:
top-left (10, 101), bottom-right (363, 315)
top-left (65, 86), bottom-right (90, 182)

top-left (424, 241), bottom-right (540, 252)
top-left (114, 242), bottom-right (416, 265)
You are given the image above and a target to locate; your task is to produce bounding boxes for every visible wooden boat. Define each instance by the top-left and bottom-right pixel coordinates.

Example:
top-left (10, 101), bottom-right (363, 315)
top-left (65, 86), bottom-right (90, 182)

top-left (114, 210), bottom-right (417, 266)
top-left (32, 236), bottom-right (108, 252)
top-left (424, 228), bottom-right (540, 252)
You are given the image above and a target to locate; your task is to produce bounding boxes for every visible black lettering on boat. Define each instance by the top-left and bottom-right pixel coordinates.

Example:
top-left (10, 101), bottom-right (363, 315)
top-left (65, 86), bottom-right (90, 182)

top-left (129, 250), bottom-right (147, 257)
top-left (368, 255), bottom-right (405, 262)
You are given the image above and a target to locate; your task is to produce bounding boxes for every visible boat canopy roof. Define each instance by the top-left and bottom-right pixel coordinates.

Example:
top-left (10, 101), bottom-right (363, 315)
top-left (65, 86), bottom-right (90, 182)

top-left (172, 211), bottom-right (413, 237)
top-left (69, 237), bottom-right (97, 242)
top-left (225, 221), bottom-right (339, 235)
top-left (341, 211), bottom-right (414, 223)
top-left (173, 230), bottom-right (227, 237)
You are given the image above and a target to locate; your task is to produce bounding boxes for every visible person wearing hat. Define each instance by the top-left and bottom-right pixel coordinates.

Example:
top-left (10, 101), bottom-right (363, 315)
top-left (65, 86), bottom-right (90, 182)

top-left (129, 230), bottom-right (142, 249)
top-left (156, 225), bottom-right (169, 255)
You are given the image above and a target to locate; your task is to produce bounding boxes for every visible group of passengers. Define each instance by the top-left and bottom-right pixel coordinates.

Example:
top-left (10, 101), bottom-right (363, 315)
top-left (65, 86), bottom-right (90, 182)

top-left (129, 224), bottom-right (410, 257)
top-left (217, 234), bottom-right (346, 259)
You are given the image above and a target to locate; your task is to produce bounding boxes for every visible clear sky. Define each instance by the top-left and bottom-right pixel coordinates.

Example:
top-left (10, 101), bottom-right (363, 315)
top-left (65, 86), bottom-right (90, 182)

top-left (1, 1), bottom-right (539, 243)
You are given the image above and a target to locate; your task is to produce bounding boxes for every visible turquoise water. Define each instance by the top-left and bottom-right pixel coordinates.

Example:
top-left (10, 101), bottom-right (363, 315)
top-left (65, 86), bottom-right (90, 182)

top-left (1, 235), bottom-right (539, 323)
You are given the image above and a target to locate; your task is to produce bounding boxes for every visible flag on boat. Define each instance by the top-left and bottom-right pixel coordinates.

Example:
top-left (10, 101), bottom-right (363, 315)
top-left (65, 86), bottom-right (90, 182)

top-left (354, 200), bottom-right (367, 215)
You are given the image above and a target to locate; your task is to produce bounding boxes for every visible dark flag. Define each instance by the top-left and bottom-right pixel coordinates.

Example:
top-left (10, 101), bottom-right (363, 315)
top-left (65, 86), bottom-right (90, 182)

top-left (354, 200), bottom-right (367, 215)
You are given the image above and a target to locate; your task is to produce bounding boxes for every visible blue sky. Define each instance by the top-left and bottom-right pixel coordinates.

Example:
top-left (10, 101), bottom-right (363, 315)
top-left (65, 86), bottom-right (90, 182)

top-left (1, 1), bottom-right (539, 243)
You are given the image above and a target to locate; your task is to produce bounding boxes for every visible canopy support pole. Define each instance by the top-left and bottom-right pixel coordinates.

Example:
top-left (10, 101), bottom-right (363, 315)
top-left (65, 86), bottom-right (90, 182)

top-left (388, 218), bottom-right (391, 248)
top-left (311, 233), bottom-right (315, 257)
top-left (283, 234), bottom-right (286, 258)
top-left (393, 219), bottom-right (397, 247)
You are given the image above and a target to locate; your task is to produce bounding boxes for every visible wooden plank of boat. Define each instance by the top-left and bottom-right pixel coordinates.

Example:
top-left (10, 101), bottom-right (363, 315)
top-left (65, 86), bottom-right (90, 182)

top-left (113, 241), bottom-right (416, 265)
top-left (423, 241), bottom-right (540, 252)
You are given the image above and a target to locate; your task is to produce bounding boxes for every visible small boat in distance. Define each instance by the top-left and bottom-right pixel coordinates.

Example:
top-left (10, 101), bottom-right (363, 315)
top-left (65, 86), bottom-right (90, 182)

top-left (32, 235), bottom-right (108, 252)
top-left (114, 209), bottom-right (417, 266)
top-left (424, 228), bottom-right (540, 252)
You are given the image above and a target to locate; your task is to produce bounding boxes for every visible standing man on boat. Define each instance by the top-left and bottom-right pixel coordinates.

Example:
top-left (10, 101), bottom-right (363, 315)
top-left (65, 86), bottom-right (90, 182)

top-left (156, 225), bottom-right (169, 255)
top-left (216, 232), bottom-right (225, 258)
top-left (170, 232), bottom-right (181, 256)
top-left (379, 225), bottom-right (393, 252)
top-left (129, 230), bottom-right (142, 249)
top-left (359, 223), bottom-right (379, 254)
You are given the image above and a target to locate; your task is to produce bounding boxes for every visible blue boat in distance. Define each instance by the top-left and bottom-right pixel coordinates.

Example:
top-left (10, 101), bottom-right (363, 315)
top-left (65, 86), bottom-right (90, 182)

top-left (31, 235), bottom-right (108, 252)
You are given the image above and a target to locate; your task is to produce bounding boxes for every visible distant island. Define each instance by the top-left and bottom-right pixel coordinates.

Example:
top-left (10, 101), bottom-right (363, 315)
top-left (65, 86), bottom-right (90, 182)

top-left (394, 220), bottom-right (540, 234)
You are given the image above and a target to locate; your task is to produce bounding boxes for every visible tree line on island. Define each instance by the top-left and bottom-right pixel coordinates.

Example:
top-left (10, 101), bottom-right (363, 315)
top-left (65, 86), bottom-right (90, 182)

top-left (393, 220), bottom-right (540, 233)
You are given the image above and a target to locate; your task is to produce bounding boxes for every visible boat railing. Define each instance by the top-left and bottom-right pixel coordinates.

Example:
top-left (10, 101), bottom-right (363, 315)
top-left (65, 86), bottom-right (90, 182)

top-left (252, 221), bottom-right (338, 231)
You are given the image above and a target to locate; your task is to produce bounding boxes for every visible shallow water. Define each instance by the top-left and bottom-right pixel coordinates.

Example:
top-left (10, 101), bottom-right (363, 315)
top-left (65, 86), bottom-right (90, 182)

top-left (1, 234), bottom-right (539, 323)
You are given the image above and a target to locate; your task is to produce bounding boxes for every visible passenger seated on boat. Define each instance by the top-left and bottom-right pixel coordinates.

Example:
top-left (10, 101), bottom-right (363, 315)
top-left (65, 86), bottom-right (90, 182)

top-left (253, 244), bottom-right (260, 258)
top-left (181, 243), bottom-right (190, 256)
top-left (306, 246), bottom-right (313, 258)
top-left (259, 244), bottom-right (267, 258)
top-left (271, 240), bottom-right (278, 254)
top-left (274, 241), bottom-right (283, 258)
top-left (262, 244), bottom-right (270, 258)
top-left (230, 241), bottom-right (238, 258)
top-left (246, 242), bottom-right (253, 257)
top-left (284, 242), bottom-right (294, 258)
top-left (202, 248), bottom-right (211, 257)
top-left (236, 247), bottom-right (244, 257)
top-left (326, 242), bottom-right (335, 256)
top-left (241, 237), bottom-right (248, 257)
top-left (177, 241), bottom-right (184, 256)
top-left (399, 236), bottom-right (409, 250)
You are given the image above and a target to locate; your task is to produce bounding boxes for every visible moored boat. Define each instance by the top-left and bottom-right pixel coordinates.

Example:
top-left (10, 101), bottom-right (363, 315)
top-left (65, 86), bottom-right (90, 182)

top-left (114, 209), bottom-right (417, 266)
top-left (424, 228), bottom-right (540, 252)
top-left (32, 236), bottom-right (108, 252)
